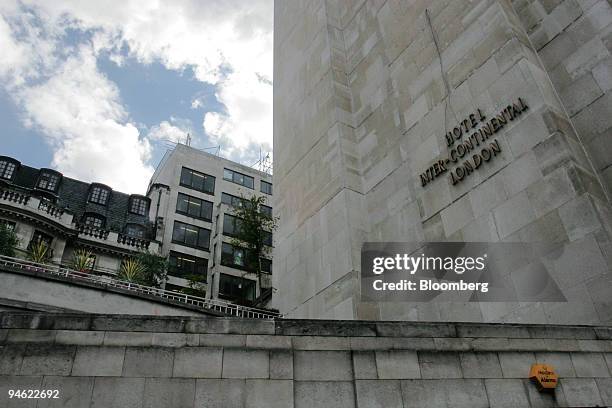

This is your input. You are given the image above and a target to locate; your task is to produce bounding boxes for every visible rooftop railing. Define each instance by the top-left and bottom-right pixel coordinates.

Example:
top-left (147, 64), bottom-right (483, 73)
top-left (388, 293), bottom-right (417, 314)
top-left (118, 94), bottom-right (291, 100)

top-left (0, 255), bottom-right (280, 320)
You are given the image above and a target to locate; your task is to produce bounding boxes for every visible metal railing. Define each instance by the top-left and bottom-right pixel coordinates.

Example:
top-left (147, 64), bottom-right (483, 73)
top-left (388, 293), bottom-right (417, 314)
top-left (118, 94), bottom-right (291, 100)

top-left (0, 255), bottom-right (280, 319)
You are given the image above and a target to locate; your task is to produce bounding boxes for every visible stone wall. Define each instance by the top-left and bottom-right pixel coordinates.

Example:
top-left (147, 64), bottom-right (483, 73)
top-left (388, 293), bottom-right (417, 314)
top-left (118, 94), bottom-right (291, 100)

top-left (273, 0), bottom-right (612, 322)
top-left (2, 313), bottom-right (612, 407)
top-left (0, 267), bottom-right (218, 317)
top-left (512, 0), bottom-right (612, 197)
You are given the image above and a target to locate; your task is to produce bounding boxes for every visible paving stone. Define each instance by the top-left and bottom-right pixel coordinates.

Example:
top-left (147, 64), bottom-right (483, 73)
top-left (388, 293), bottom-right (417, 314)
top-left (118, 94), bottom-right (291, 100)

top-left (498, 352), bottom-right (536, 378)
top-left (294, 381), bottom-right (355, 408)
top-left (223, 349), bottom-right (269, 379)
top-left (0, 375), bottom-right (43, 408)
top-left (460, 352), bottom-right (503, 378)
top-left (294, 350), bottom-right (353, 381)
top-left (356, 380), bottom-right (403, 408)
top-left (0, 345), bottom-right (25, 375)
top-left (401, 379), bottom-right (489, 408)
top-left (245, 379), bottom-right (293, 408)
top-left (418, 352), bottom-right (462, 379)
top-left (353, 351), bottom-right (378, 379)
top-left (122, 347), bottom-right (173, 377)
top-left (143, 378), bottom-right (195, 408)
top-left (91, 377), bottom-right (145, 408)
top-left (38, 376), bottom-right (94, 408)
top-left (19, 345), bottom-right (74, 376)
top-left (535, 352), bottom-right (577, 377)
top-left (570, 352), bottom-right (610, 376)
top-left (71, 346), bottom-right (124, 376)
top-left (270, 350), bottom-right (293, 379)
top-left (195, 379), bottom-right (244, 408)
top-left (485, 378), bottom-right (531, 408)
top-left (560, 378), bottom-right (604, 407)
top-left (173, 347), bottom-right (222, 378)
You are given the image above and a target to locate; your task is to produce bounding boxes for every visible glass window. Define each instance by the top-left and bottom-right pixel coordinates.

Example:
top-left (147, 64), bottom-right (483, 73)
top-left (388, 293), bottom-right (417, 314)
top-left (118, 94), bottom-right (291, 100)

top-left (37, 171), bottom-right (60, 192)
top-left (260, 258), bottom-right (272, 273)
top-left (84, 214), bottom-right (105, 229)
top-left (89, 186), bottom-right (110, 205)
top-left (130, 196), bottom-right (148, 216)
top-left (180, 167), bottom-right (215, 194)
top-left (262, 231), bottom-right (273, 246)
top-left (221, 192), bottom-right (247, 208)
top-left (0, 161), bottom-right (16, 180)
top-left (172, 221), bottom-right (210, 250)
top-left (176, 193), bottom-right (213, 221)
top-left (168, 251), bottom-right (208, 280)
top-left (223, 168), bottom-right (254, 189)
top-left (125, 224), bottom-right (145, 238)
top-left (219, 273), bottom-right (255, 302)
top-left (223, 214), bottom-right (243, 237)
top-left (261, 181), bottom-right (272, 195)
top-left (261, 204), bottom-right (272, 217)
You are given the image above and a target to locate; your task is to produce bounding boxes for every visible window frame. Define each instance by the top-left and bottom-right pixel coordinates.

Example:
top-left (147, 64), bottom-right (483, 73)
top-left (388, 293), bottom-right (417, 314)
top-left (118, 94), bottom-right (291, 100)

top-left (171, 220), bottom-right (211, 251)
top-left (125, 223), bottom-right (146, 238)
top-left (179, 167), bottom-right (216, 195)
top-left (0, 159), bottom-right (18, 181)
top-left (88, 185), bottom-right (111, 206)
top-left (129, 195), bottom-right (149, 216)
top-left (36, 170), bottom-right (61, 192)
top-left (175, 192), bottom-right (213, 222)
top-left (260, 180), bottom-right (272, 195)
top-left (223, 168), bottom-right (254, 189)
top-left (218, 273), bottom-right (256, 302)
top-left (168, 251), bottom-right (208, 280)
top-left (83, 213), bottom-right (106, 229)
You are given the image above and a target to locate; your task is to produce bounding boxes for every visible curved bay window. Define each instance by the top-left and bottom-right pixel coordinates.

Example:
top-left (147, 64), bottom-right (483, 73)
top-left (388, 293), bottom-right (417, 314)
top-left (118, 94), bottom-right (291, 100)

top-left (125, 223), bottom-right (145, 239)
top-left (0, 158), bottom-right (18, 181)
top-left (83, 213), bottom-right (106, 229)
top-left (89, 184), bottom-right (111, 205)
top-left (129, 195), bottom-right (149, 216)
top-left (36, 169), bottom-right (62, 192)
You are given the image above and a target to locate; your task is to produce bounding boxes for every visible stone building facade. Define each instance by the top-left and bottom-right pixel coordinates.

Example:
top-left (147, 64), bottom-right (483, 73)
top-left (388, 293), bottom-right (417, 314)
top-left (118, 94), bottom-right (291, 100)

top-left (273, 0), bottom-right (612, 322)
top-left (147, 144), bottom-right (274, 306)
top-left (0, 155), bottom-right (158, 274)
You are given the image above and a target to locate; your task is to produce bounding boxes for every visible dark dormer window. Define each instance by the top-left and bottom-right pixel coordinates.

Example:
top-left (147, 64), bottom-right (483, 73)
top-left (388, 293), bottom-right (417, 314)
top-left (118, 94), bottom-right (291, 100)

top-left (125, 224), bottom-right (145, 238)
top-left (37, 170), bottom-right (61, 192)
top-left (0, 159), bottom-right (17, 181)
top-left (89, 185), bottom-right (111, 205)
top-left (129, 196), bottom-right (149, 216)
top-left (83, 214), bottom-right (105, 229)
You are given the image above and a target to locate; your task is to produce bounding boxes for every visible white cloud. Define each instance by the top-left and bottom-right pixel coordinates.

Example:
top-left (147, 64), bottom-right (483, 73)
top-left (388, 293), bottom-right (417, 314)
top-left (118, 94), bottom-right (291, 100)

top-left (0, 0), bottom-right (273, 192)
top-left (148, 121), bottom-right (189, 144)
top-left (18, 47), bottom-right (154, 193)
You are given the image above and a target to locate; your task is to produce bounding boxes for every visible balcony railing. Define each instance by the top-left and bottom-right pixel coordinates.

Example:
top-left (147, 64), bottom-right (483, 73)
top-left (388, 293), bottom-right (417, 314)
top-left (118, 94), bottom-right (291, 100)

top-left (117, 233), bottom-right (151, 250)
top-left (0, 255), bottom-right (280, 319)
top-left (76, 224), bottom-right (110, 240)
top-left (38, 200), bottom-right (65, 219)
top-left (0, 188), bottom-right (30, 205)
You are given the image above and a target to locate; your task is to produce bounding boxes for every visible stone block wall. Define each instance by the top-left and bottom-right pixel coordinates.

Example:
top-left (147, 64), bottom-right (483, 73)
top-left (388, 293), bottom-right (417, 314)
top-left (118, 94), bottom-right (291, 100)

top-left (2, 313), bottom-right (612, 407)
top-left (511, 0), bottom-right (612, 197)
top-left (273, 0), bottom-right (612, 322)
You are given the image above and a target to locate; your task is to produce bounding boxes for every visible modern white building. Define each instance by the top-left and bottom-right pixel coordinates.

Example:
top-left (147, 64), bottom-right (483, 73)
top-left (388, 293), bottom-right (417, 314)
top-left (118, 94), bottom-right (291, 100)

top-left (147, 144), bottom-right (274, 307)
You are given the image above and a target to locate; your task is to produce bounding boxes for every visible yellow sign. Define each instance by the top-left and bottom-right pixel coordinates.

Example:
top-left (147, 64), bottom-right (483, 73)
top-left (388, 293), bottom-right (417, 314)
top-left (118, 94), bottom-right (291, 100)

top-left (529, 364), bottom-right (558, 390)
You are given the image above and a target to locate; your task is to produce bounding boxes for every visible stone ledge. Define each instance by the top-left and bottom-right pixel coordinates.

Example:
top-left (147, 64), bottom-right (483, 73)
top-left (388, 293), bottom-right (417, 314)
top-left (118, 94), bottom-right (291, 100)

top-left (2, 313), bottom-right (611, 341)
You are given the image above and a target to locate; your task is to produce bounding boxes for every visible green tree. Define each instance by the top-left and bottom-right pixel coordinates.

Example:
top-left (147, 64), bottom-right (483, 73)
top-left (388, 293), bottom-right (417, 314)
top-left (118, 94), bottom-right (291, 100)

top-left (0, 224), bottom-right (18, 257)
top-left (229, 195), bottom-right (278, 297)
top-left (181, 274), bottom-right (207, 298)
top-left (135, 251), bottom-right (168, 288)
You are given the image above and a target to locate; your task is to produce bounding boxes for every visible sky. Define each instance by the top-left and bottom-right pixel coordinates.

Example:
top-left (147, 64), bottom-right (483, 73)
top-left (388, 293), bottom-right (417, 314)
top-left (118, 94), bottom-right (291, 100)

top-left (0, 0), bottom-right (273, 194)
